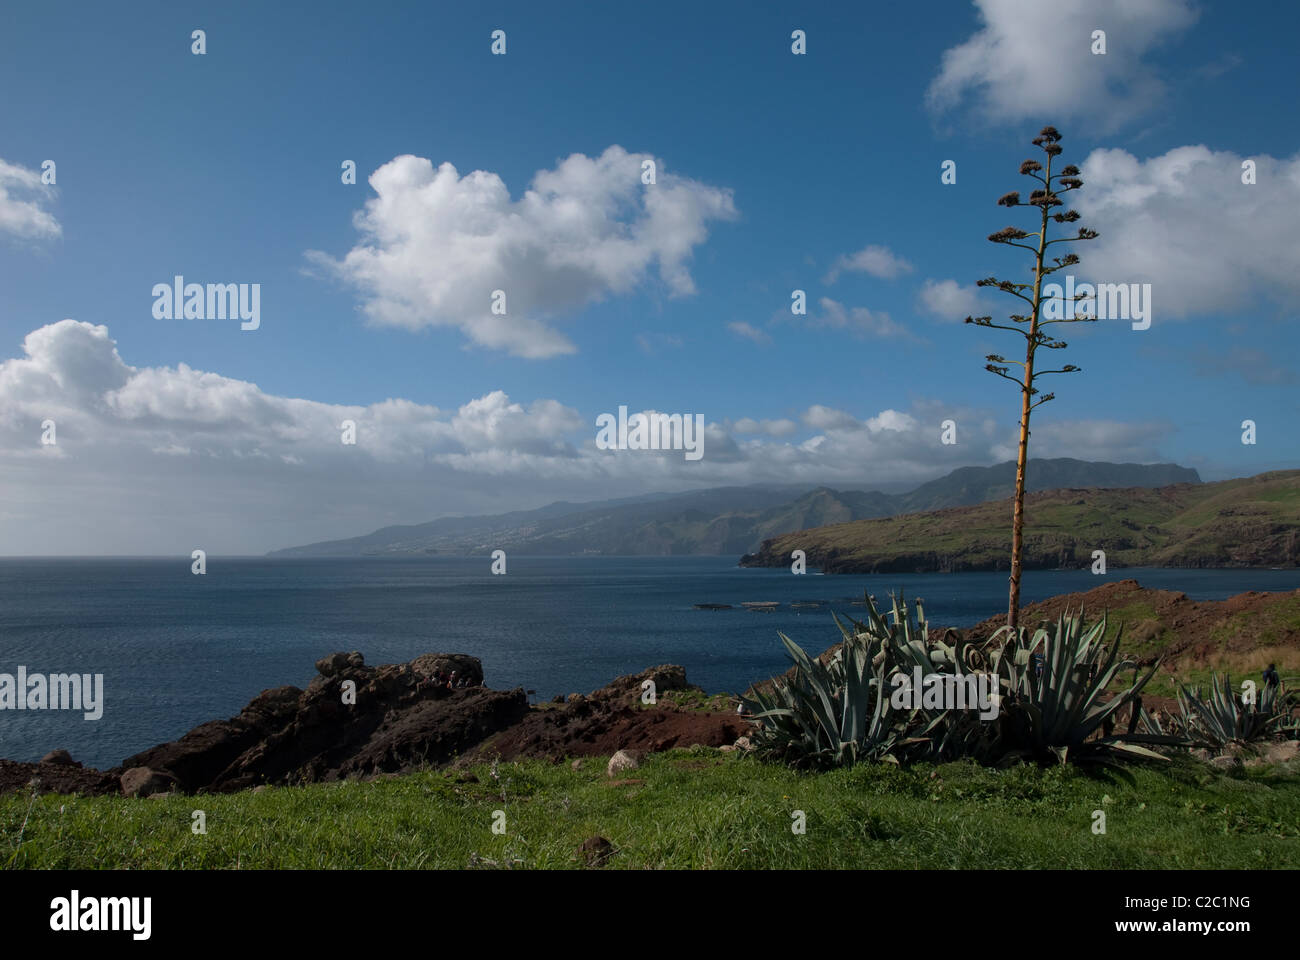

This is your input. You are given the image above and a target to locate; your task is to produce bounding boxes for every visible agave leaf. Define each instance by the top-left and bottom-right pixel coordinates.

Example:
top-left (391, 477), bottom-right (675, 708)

top-left (1099, 741), bottom-right (1171, 762)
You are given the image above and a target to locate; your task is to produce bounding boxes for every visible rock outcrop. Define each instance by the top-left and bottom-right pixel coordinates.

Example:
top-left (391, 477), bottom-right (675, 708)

top-left (463, 664), bottom-right (749, 763)
top-left (121, 651), bottom-right (527, 793)
top-left (2, 655), bottom-right (745, 796)
top-left (0, 758), bottom-right (120, 797)
top-left (408, 653), bottom-right (484, 686)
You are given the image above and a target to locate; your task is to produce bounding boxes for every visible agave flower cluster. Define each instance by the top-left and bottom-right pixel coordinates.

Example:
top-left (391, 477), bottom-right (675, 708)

top-left (740, 593), bottom-right (1173, 770)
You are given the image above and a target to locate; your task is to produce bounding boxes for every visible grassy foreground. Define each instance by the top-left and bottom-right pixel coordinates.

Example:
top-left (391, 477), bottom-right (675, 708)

top-left (3, 748), bottom-right (1299, 869)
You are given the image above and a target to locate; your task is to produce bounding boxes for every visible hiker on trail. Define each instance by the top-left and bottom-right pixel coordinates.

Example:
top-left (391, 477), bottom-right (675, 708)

top-left (1031, 651), bottom-right (1045, 680)
top-left (1263, 663), bottom-right (1280, 690)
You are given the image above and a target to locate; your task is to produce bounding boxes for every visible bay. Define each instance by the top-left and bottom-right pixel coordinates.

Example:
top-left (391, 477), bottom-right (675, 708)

top-left (0, 556), bottom-right (1296, 768)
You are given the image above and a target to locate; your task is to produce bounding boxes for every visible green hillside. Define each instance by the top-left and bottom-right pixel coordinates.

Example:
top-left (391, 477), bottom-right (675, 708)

top-left (740, 470), bottom-right (1300, 573)
top-left (272, 459), bottom-right (1197, 557)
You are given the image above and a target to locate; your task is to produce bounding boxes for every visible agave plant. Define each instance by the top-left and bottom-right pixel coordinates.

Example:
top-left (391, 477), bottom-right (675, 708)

top-left (744, 593), bottom-right (1177, 769)
top-left (742, 592), bottom-right (1005, 768)
top-left (1175, 674), bottom-right (1293, 748)
top-left (991, 609), bottom-right (1171, 764)
top-left (834, 593), bottom-right (1004, 762)
top-left (1278, 680), bottom-right (1300, 739)
top-left (740, 622), bottom-right (896, 770)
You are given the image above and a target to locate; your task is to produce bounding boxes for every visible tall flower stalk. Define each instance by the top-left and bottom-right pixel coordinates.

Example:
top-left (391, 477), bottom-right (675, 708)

top-left (967, 126), bottom-right (1098, 628)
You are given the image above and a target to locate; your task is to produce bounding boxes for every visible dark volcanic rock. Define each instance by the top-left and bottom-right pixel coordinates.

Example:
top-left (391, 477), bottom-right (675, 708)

top-left (590, 663), bottom-right (692, 702)
top-left (0, 759), bottom-right (119, 797)
top-left (331, 687), bottom-right (527, 779)
top-left (121, 652), bottom-right (521, 793)
top-left (408, 653), bottom-right (484, 686)
top-left (123, 684), bottom-right (304, 793)
top-left (314, 650), bottom-right (367, 677)
top-left (2, 655), bottom-right (736, 796)
top-left (465, 664), bottom-right (747, 763)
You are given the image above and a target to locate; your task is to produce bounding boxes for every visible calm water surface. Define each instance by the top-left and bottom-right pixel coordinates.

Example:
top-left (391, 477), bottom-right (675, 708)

top-left (1, 557), bottom-right (1296, 767)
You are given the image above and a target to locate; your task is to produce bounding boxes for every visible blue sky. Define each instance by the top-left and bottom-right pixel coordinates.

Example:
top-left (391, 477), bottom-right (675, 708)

top-left (1, 0), bottom-right (1297, 554)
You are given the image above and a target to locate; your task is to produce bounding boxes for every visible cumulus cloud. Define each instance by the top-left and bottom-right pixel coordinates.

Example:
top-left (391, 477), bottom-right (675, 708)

top-left (927, 0), bottom-right (1197, 129)
top-left (309, 147), bottom-right (737, 358)
top-left (733, 417), bottom-right (798, 437)
top-left (918, 279), bottom-right (988, 321)
top-left (0, 320), bottom-right (1178, 554)
top-left (0, 159), bottom-right (60, 241)
top-left (1001, 418), bottom-right (1173, 464)
top-left (815, 298), bottom-right (919, 342)
top-left (727, 321), bottom-right (771, 344)
top-left (824, 244), bottom-right (913, 283)
top-left (1077, 145), bottom-right (1300, 317)
top-left (2, 321), bottom-right (591, 461)
top-left (802, 405), bottom-right (863, 432)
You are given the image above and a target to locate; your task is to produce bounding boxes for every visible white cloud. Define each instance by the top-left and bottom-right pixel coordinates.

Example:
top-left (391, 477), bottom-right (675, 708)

top-left (1077, 145), bottom-right (1300, 317)
top-left (1000, 418), bottom-right (1173, 463)
top-left (815, 298), bottom-right (917, 341)
top-left (802, 405), bottom-right (862, 432)
top-left (866, 410), bottom-right (919, 433)
top-left (0, 159), bottom-right (60, 241)
top-left (824, 244), bottom-right (913, 283)
top-left (727, 321), bottom-right (771, 344)
top-left (733, 417), bottom-right (798, 437)
top-left (635, 332), bottom-right (684, 355)
top-left (309, 147), bottom-right (736, 358)
top-left (927, 0), bottom-right (1197, 129)
top-left (0, 320), bottom-right (1178, 554)
top-left (918, 279), bottom-right (987, 321)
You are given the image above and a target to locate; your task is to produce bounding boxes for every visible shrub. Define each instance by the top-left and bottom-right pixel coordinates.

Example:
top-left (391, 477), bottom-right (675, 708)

top-left (743, 593), bottom-right (1180, 769)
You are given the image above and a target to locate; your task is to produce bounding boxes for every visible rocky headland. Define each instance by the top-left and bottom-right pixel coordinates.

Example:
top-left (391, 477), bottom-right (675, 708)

top-left (0, 652), bottom-right (746, 797)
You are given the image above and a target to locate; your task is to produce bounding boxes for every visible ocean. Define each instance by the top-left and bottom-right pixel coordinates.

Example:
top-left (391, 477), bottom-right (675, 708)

top-left (1, 556), bottom-right (1296, 769)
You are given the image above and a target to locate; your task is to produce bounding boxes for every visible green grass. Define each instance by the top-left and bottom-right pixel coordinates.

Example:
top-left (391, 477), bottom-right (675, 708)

top-left (1211, 596), bottom-right (1300, 648)
top-left (4, 749), bottom-right (1298, 869)
top-left (652, 689), bottom-right (735, 712)
top-left (1101, 600), bottom-right (1160, 644)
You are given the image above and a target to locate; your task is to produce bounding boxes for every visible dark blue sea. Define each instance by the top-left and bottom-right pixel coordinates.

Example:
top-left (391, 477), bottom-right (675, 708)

top-left (1, 557), bottom-right (1297, 769)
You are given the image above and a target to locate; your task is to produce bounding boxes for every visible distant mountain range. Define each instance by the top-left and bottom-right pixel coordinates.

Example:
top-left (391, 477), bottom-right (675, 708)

top-left (270, 459), bottom-right (1201, 558)
top-left (739, 469), bottom-right (1299, 573)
